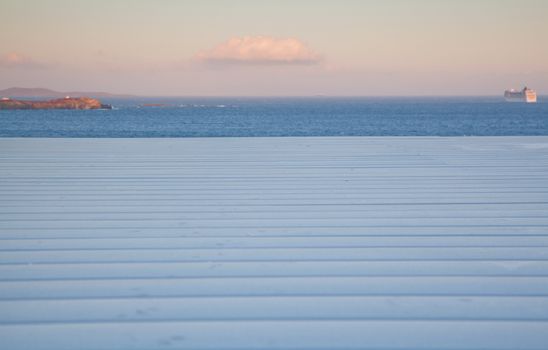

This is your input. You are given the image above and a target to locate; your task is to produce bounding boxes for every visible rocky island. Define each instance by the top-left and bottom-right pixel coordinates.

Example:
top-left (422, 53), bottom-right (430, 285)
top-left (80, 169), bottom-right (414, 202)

top-left (0, 97), bottom-right (112, 110)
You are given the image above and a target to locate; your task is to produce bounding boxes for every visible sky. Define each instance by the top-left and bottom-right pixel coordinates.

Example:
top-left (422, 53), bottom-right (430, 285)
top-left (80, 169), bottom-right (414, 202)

top-left (1, 0), bottom-right (547, 96)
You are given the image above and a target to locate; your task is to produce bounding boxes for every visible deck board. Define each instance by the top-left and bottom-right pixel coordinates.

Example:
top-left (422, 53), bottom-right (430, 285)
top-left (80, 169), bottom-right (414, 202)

top-left (1, 136), bottom-right (548, 349)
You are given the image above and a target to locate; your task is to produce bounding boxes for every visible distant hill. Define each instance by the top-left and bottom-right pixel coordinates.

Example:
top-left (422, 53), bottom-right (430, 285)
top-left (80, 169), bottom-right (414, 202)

top-left (0, 87), bottom-right (135, 98)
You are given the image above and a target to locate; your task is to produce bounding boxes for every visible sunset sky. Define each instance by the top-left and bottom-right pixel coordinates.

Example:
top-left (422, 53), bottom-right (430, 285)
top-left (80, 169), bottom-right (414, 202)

top-left (1, 0), bottom-right (547, 96)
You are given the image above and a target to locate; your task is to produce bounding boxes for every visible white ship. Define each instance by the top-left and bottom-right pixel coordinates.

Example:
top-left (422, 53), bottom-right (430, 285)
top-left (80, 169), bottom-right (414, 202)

top-left (504, 86), bottom-right (537, 103)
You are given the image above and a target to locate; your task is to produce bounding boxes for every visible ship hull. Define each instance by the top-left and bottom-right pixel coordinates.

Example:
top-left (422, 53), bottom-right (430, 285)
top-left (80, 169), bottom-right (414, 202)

top-left (504, 90), bottom-right (537, 103)
top-left (504, 96), bottom-right (537, 103)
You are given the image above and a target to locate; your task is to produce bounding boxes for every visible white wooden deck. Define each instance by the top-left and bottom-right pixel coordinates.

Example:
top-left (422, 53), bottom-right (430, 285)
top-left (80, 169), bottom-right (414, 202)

top-left (1, 136), bottom-right (548, 349)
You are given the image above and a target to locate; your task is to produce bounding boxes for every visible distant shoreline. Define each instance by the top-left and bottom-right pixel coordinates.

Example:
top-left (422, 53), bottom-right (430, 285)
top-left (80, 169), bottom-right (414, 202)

top-left (0, 97), bottom-right (112, 110)
top-left (1, 87), bottom-right (545, 99)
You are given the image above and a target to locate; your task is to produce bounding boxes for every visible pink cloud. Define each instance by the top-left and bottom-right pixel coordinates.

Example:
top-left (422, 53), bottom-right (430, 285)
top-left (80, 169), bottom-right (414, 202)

top-left (196, 36), bottom-right (322, 65)
top-left (0, 52), bottom-right (47, 69)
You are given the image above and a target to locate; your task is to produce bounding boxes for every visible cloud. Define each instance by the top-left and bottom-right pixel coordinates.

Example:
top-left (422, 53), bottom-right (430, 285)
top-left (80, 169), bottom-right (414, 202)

top-left (196, 36), bottom-right (322, 66)
top-left (0, 52), bottom-right (48, 69)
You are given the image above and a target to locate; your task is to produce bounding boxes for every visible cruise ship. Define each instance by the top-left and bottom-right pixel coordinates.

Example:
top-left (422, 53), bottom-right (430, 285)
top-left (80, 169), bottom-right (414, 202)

top-left (504, 86), bottom-right (537, 103)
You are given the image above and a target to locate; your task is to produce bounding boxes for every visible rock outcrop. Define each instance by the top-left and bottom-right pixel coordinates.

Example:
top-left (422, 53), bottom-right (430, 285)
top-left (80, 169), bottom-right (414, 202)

top-left (0, 97), bottom-right (111, 110)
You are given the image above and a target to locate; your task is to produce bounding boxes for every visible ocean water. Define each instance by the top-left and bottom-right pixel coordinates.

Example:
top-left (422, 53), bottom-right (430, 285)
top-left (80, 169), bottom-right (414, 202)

top-left (0, 96), bottom-right (547, 137)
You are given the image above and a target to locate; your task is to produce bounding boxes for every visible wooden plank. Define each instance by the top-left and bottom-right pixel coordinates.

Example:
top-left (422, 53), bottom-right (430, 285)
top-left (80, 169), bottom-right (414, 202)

top-left (1, 136), bottom-right (547, 349)
top-left (2, 260), bottom-right (547, 281)
top-left (2, 276), bottom-right (548, 300)
top-left (2, 296), bottom-right (548, 323)
top-left (1, 321), bottom-right (548, 350)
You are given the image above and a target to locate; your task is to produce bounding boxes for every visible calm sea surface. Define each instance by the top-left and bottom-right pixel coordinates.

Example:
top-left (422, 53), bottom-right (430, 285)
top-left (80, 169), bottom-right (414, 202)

top-left (1, 97), bottom-right (547, 137)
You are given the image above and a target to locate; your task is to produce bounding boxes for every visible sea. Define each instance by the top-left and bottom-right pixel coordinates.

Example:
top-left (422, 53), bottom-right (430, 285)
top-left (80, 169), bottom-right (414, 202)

top-left (1, 96), bottom-right (547, 137)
